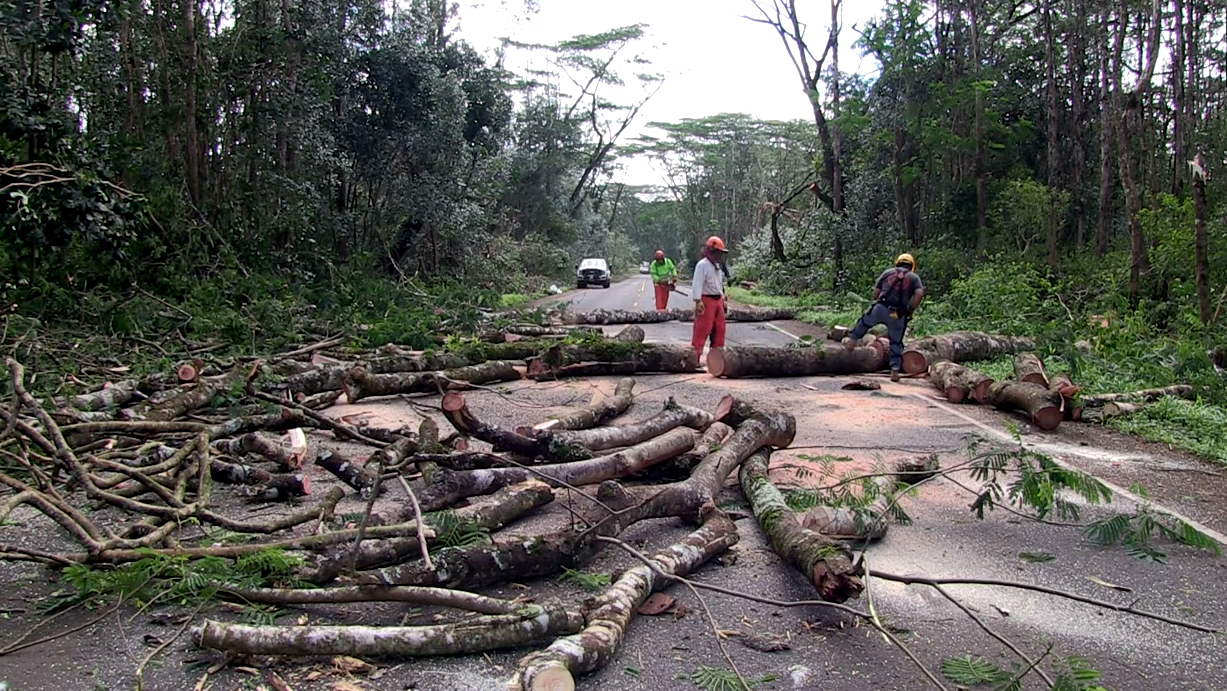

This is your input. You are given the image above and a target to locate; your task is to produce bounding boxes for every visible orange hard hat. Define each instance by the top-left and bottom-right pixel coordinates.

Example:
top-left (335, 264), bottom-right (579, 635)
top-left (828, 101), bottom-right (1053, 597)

top-left (654, 249), bottom-right (665, 259)
top-left (706, 236), bottom-right (727, 252)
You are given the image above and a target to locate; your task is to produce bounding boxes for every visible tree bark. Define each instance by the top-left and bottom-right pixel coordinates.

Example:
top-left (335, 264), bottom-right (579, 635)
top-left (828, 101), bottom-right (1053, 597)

top-left (66, 381), bottom-right (143, 412)
top-left (529, 344), bottom-right (698, 379)
top-left (901, 332), bottom-right (1036, 375)
top-left (1013, 353), bottom-right (1050, 387)
top-left (928, 361), bottom-right (992, 404)
top-left (1100, 401), bottom-right (1148, 420)
top-left (525, 398), bottom-right (713, 453)
top-left (986, 380), bottom-right (1064, 431)
top-left (220, 584), bottom-right (521, 615)
top-left (1080, 386), bottom-right (1194, 407)
top-left (343, 361), bottom-right (521, 403)
top-left (739, 450), bottom-right (863, 602)
top-left (535, 378), bottom-right (635, 431)
top-left (1048, 372), bottom-right (1082, 419)
top-left (1192, 154), bottom-right (1211, 323)
top-left (708, 344), bottom-right (883, 378)
top-left (315, 449), bottom-right (379, 496)
top-left (213, 432), bottom-right (303, 470)
top-left (511, 510), bottom-right (738, 691)
top-left (415, 428), bottom-right (698, 511)
top-left (442, 392), bottom-right (559, 459)
top-left (208, 458), bottom-right (311, 501)
top-left (194, 604), bottom-right (582, 658)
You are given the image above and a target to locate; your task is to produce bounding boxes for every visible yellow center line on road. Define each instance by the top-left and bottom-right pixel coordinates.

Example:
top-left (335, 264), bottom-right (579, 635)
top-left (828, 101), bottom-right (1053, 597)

top-left (633, 278), bottom-right (644, 310)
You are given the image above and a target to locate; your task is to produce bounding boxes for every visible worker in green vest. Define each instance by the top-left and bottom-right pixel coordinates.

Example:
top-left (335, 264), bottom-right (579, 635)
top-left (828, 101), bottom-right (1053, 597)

top-left (649, 249), bottom-right (678, 310)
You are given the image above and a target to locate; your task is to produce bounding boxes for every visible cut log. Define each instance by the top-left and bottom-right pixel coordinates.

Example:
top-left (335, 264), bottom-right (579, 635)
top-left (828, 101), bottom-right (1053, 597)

top-left (415, 428), bottom-right (697, 511)
top-left (441, 392), bottom-right (556, 459)
top-left (559, 307), bottom-right (796, 326)
top-left (523, 398), bottom-right (713, 453)
top-left (315, 449), bottom-right (379, 496)
top-left (1080, 386), bottom-right (1194, 407)
top-left (529, 344), bottom-right (698, 379)
top-left (1102, 401), bottom-right (1149, 420)
top-left (928, 361), bottom-right (993, 404)
top-left (67, 380), bottom-right (144, 412)
top-left (343, 361), bottom-right (521, 403)
top-left (1048, 373), bottom-right (1082, 419)
top-left (986, 380), bottom-right (1064, 431)
top-left (209, 459), bottom-right (311, 501)
top-left (708, 344), bottom-right (884, 378)
top-left (534, 378), bottom-right (635, 431)
top-left (738, 450), bottom-right (863, 602)
top-left (610, 325), bottom-right (645, 343)
top-left (901, 332), bottom-right (1036, 375)
top-left (1013, 353), bottom-right (1050, 387)
top-left (194, 603), bottom-right (582, 658)
top-left (510, 510), bottom-right (737, 691)
top-left (220, 585), bottom-right (521, 614)
top-left (147, 372), bottom-right (245, 421)
top-left (213, 432), bottom-right (302, 470)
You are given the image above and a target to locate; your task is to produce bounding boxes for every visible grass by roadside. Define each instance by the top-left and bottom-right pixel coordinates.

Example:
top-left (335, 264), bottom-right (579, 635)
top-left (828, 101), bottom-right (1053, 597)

top-left (726, 286), bottom-right (863, 330)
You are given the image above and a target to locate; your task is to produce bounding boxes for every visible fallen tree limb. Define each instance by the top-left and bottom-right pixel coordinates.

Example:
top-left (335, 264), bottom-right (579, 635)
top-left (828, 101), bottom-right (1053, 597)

top-left (528, 345), bottom-right (698, 379)
top-left (901, 332), bottom-right (1036, 375)
top-left (511, 508), bottom-right (738, 691)
top-left (524, 398), bottom-right (713, 453)
top-left (343, 361), bottom-right (522, 403)
top-left (220, 584), bottom-right (521, 614)
top-left (315, 449), bottom-right (379, 496)
top-left (559, 306), bottom-right (797, 325)
top-left (208, 458), bottom-right (311, 501)
top-left (442, 392), bottom-right (575, 459)
top-left (415, 427), bottom-right (697, 511)
top-left (1013, 353), bottom-right (1049, 387)
top-left (928, 361), bottom-right (992, 404)
top-left (986, 380), bottom-right (1064, 431)
top-left (707, 344), bottom-right (884, 378)
top-left (1079, 385), bottom-right (1195, 408)
top-left (535, 378), bottom-right (635, 431)
top-left (213, 432), bottom-right (303, 470)
top-left (739, 450), bottom-right (863, 602)
top-left (66, 380), bottom-right (144, 412)
top-left (1048, 373), bottom-right (1081, 420)
top-left (193, 603), bottom-right (583, 657)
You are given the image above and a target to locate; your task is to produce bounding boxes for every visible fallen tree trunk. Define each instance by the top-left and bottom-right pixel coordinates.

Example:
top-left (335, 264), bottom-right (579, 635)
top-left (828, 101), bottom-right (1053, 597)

top-left (739, 450), bottom-right (863, 602)
top-left (213, 432), bottom-right (303, 470)
top-left (1080, 385), bottom-right (1194, 407)
top-left (67, 380), bottom-right (144, 412)
top-left (535, 378), bottom-right (635, 431)
top-left (1013, 353), bottom-right (1050, 387)
top-left (558, 306), bottom-right (798, 326)
top-left (523, 398), bottom-right (713, 453)
top-left (707, 344), bottom-right (884, 378)
top-left (147, 371), bottom-right (246, 421)
top-left (1048, 373), bottom-right (1082, 420)
top-left (343, 361), bottom-right (522, 403)
top-left (220, 585), bottom-right (521, 614)
top-left (415, 428), bottom-right (697, 511)
top-left (194, 603), bottom-right (582, 658)
top-left (511, 509), bottom-right (737, 691)
top-left (986, 380), bottom-right (1064, 431)
top-left (928, 361), bottom-right (992, 404)
top-left (530, 344), bottom-right (698, 379)
top-left (1101, 401), bottom-right (1148, 420)
top-left (901, 332), bottom-right (1036, 375)
top-left (610, 325), bottom-right (645, 343)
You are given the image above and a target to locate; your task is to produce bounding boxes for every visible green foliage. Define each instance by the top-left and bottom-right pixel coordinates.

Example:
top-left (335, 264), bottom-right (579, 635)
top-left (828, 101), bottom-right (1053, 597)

top-left (967, 441), bottom-right (1112, 522)
top-left (680, 667), bottom-right (776, 691)
top-left (1107, 397), bottom-right (1227, 463)
top-left (940, 655), bottom-right (1013, 686)
top-left (557, 567), bottom-right (612, 592)
top-left (426, 511), bottom-right (492, 550)
top-left (59, 549), bottom-right (303, 609)
top-left (941, 654), bottom-right (1109, 691)
top-left (1083, 486), bottom-right (1221, 562)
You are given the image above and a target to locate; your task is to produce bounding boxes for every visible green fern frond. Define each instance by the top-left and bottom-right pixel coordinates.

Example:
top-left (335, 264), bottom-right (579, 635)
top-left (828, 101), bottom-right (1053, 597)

top-left (940, 655), bottom-right (1012, 685)
top-left (1083, 514), bottom-right (1132, 545)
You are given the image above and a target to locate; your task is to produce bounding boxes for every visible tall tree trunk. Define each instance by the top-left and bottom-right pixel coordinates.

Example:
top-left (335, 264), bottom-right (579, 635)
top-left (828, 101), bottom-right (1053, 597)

top-left (1067, 0), bottom-right (1088, 248)
top-left (969, 0), bottom-right (988, 252)
top-left (1043, 0), bottom-right (1061, 270)
top-left (1095, 8), bottom-right (1114, 259)
top-left (1172, 0), bottom-right (1187, 197)
top-left (830, 0), bottom-right (845, 289)
top-left (1192, 154), bottom-right (1211, 323)
top-left (184, 0), bottom-right (202, 206)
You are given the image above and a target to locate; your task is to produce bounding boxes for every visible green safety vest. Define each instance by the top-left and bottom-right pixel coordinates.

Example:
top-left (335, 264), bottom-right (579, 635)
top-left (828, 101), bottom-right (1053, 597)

top-left (650, 258), bottom-right (677, 283)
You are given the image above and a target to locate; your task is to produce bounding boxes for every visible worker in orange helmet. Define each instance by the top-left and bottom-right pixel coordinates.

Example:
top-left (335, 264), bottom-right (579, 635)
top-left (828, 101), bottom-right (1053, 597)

top-left (691, 236), bottom-right (729, 362)
top-left (649, 249), bottom-right (677, 310)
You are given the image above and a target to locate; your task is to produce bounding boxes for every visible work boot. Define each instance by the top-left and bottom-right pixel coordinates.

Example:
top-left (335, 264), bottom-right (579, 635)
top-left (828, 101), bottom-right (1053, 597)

top-left (890, 369), bottom-right (901, 382)
top-left (841, 336), bottom-right (856, 351)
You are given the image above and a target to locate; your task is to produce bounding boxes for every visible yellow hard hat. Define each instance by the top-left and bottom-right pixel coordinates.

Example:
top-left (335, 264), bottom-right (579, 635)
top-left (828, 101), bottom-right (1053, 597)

top-left (895, 253), bottom-right (916, 270)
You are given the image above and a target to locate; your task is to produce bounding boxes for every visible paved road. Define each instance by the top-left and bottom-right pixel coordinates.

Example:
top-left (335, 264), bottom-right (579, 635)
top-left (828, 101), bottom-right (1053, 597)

top-left (537, 275), bottom-right (807, 348)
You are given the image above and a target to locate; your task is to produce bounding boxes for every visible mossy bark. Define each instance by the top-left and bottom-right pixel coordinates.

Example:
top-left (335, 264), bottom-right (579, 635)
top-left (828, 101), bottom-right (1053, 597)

top-left (739, 451), bottom-right (863, 602)
top-left (901, 332), bottom-right (1035, 375)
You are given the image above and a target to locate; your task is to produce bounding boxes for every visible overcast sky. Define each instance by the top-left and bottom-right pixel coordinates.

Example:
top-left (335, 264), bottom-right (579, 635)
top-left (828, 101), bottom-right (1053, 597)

top-left (455, 0), bottom-right (886, 186)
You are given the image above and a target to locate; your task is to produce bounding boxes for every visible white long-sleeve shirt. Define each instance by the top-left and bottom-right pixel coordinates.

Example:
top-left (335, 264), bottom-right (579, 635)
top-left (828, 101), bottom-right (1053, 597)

top-left (692, 257), bottom-right (724, 298)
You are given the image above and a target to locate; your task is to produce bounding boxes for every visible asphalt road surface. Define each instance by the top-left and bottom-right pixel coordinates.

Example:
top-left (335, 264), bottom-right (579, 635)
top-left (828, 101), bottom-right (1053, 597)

top-left (537, 275), bottom-right (810, 348)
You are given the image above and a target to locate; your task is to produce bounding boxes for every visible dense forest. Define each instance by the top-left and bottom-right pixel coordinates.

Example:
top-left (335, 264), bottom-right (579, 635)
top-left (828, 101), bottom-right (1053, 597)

top-left (2, 0), bottom-right (1226, 360)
